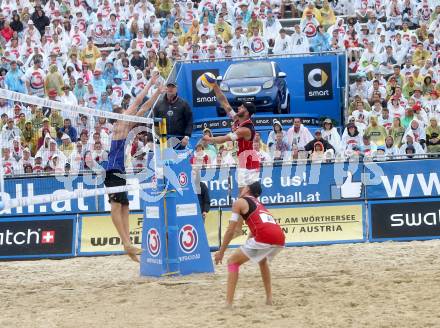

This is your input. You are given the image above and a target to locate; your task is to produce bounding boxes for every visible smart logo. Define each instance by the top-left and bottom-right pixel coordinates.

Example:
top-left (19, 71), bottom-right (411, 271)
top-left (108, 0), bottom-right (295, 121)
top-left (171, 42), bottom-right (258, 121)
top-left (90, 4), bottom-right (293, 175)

top-left (308, 68), bottom-right (329, 88)
top-left (192, 69), bottom-right (219, 107)
top-left (179, 225), bottom-right (198, 254)
top-left (303, 63), bottom-right (333, 101)
top-left (147, 228), bottom-right (161, 257)
top-left (196, 75), bottom-right (211, 94)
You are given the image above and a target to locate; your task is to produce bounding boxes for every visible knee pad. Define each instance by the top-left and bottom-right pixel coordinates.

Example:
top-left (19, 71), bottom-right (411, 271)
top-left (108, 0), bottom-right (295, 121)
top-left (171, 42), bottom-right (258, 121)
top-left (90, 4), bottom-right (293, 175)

top-left (227, 263), bottom-right (240, 273)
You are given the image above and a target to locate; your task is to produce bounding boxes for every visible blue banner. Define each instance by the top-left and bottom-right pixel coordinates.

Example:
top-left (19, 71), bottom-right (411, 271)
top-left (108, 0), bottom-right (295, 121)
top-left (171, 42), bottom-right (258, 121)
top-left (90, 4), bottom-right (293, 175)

top-left (0, 160), bottom-right (369, 217)
top-left (176, 54), bottom-right (346, 124)
top-left (3, 158), bottom-right (440, 218)
top-left (365, 159), bottom-right (440, 200)
top-left (200, 162), bottom-right (366, 208)
top-left (0, 175), bottom-right (142, 217)
top-left (140, 160), bottom-right (214, 277)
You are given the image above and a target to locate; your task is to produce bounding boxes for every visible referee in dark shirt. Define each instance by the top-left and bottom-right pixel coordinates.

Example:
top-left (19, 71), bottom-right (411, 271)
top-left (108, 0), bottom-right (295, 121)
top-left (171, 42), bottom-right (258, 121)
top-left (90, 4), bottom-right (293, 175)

top-left (153, 81), bottom-right (193, 150)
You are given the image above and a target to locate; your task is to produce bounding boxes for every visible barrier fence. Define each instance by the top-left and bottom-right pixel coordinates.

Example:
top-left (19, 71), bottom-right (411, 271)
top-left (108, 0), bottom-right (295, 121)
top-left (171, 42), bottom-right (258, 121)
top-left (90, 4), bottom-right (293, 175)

top-left (1, 158), bottom-right (440, 259)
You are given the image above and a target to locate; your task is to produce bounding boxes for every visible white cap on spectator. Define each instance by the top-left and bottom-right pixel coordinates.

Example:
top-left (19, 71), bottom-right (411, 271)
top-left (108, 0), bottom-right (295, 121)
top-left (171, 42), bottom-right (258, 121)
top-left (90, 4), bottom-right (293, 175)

top-left (61, 134), bottom-right (71, 141)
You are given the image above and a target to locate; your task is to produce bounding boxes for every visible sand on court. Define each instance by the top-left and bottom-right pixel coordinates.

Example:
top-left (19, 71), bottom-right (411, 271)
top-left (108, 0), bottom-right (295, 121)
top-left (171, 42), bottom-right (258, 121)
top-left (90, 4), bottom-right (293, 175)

top-left (1, 240), bottom-right (440, 328)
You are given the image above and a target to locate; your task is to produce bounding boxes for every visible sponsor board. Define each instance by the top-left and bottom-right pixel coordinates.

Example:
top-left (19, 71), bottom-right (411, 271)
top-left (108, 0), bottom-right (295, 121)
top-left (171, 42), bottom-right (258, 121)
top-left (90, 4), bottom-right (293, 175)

top-left (0, 216), bottom-right (76, 259)
top-left (369, 198), bottom-right (440, 241)
top-left (204, 203), bottom-right (365, 248)
top-left (365, 160), bottom-right (440, 200)
top-left (176, 55), bottom-right (345, 122)
top-left (0, 176), bottom-right (142, 216)
top-left (303, 63), bottom-right (333, 101)
top-left (192, 69), bottom-right (219, 107)
top-left (193, 115), bottom-right (322, 131)
top-left (12, 156), bottom-right (440, 220)
top-left (1, 159), bottom-right (374, 216)
top-left (203, 163), bottom-right (366, 208)
top-left (78, 213), bottom-right (143, 255)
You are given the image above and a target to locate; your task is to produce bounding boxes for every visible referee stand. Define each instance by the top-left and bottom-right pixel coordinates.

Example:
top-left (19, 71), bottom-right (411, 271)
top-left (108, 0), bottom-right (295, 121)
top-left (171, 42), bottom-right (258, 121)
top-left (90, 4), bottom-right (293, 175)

top-left (140, 118), bottom-right (214, 277)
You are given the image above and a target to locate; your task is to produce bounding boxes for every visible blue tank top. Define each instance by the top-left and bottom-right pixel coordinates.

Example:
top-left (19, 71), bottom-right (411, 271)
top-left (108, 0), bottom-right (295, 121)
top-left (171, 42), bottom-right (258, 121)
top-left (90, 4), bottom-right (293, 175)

top-left (107, 139), bottom-right (126, 173)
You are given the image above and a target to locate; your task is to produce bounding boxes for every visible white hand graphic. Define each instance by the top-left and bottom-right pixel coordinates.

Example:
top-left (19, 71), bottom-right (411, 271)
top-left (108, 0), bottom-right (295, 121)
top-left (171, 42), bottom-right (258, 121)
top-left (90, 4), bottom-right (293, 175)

top-left (341, 171), bottom-right (362, 199)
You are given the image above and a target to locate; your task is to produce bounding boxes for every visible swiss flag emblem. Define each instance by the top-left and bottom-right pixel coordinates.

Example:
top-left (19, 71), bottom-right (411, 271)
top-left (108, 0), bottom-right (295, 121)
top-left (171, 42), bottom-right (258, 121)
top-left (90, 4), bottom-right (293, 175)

top-left (41, 231), bottom-right (55, 244)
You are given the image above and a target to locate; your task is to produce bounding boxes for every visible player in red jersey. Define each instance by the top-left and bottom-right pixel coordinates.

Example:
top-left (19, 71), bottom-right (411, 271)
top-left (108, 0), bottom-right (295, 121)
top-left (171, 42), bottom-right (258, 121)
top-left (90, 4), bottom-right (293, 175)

top-left (214, 181), bottom-right (285, 307)
top-left (203, 83), bottom-right (260, 192)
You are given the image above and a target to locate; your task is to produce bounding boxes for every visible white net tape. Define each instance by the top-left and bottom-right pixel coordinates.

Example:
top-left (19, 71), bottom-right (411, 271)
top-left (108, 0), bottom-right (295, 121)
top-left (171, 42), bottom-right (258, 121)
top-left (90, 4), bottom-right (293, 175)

top-left (0, 88), bottom-right (155, 125)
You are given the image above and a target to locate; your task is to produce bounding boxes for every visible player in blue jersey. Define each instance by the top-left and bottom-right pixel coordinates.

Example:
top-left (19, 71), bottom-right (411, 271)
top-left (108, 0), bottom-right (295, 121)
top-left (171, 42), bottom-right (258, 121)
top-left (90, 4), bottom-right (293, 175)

top-left (105, 76), bottom-right (163, 262)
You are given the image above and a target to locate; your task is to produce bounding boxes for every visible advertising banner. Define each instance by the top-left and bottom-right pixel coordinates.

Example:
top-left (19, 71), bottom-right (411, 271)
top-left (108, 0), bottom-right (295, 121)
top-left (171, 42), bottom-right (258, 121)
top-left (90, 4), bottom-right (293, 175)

top-left (365, 159), bottom-right (440, 200)
top-left (369, 198), bottom-right (440, 241)
top-left (141, 201), bottom-right (168, 277)
top-left (202, 162), bottom-right (366, 208)
top-left (0, 159), bottom-right (372, 217)
top-left (0, 216), bottom-right (76, 259)
top-left (193, 114), bottom-right (323, 132)
top-left (303, 63), bottom-right (334, 101)
top-left (175, 54), bottom-right (345, 123)
top-left (0, 175), bottom-right (142, 217)
top-left (140, 159), bottom-right (214, 277)
top-left (78, 213), bottom-right (143, 255)
top-left (191, 68), bottom-right (220, 107)
top-left (205, 202), bottom-right (366, 248)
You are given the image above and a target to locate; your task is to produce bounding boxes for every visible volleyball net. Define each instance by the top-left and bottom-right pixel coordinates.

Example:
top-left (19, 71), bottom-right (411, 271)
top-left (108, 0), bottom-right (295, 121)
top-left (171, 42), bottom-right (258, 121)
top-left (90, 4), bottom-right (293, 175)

top-left (0, 88), bottom-right (168, 211)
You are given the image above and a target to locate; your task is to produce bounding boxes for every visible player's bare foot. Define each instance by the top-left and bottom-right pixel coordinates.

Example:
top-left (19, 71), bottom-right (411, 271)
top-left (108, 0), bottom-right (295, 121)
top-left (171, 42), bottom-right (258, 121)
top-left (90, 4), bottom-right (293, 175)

top-left (124, 245), bottom-right (140, 262)
top-left (266, 299), bottom-right (273, 305)
top-left (225, 303), bottom-right (233, 309)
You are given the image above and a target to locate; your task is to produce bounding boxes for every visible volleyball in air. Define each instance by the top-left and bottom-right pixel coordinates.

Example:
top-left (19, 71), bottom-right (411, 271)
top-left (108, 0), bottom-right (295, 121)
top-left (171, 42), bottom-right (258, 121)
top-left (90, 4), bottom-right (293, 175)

top-left (200, 72), bottom-right (217, 89)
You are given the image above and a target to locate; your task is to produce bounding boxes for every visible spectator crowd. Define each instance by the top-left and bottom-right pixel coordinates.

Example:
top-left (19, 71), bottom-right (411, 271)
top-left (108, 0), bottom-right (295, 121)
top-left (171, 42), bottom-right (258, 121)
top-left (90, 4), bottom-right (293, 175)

top-left (0, 0), bottom-right (438, 175)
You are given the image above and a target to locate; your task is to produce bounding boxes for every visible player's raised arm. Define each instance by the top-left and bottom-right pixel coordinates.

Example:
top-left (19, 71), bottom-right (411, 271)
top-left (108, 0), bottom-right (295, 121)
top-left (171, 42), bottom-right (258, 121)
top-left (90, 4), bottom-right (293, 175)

top-left (123, 75), bottom-right (157, 116)
top-left (202, 126), bottom-right (251, 145)
top-left (136, 83), bottom-right (164, 117)
top-left (212, 83), bottom-right (237, 121)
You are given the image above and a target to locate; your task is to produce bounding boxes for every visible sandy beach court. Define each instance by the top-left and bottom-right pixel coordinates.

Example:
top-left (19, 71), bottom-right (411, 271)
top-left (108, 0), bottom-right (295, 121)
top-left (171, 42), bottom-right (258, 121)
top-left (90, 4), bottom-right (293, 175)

top-left (2, 240), bottom-right (440, 328)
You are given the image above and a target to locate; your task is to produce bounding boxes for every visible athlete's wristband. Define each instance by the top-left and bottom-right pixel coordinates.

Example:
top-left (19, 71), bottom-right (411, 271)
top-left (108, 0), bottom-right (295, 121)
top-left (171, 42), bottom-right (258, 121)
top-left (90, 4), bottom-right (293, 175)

top-left (230, 212), bottom-right (240, 222)
top-left (228, 132), bottom-right (238, 141)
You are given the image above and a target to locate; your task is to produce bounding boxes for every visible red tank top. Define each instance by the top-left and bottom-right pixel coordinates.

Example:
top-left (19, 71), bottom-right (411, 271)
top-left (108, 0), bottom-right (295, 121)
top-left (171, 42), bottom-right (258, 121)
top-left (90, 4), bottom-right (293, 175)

top-left (235, 119), bottom-right (260, 170)
top-left (242, 196), bottom-right (285, 246)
